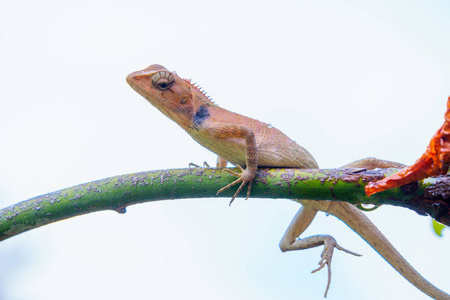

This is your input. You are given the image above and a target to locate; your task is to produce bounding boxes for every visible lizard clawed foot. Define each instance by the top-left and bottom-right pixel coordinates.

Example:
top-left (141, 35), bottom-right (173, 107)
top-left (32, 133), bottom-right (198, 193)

top-left (188, 161), bottom-right (210, 168)
top-left (311, 235), bottom-right (362, 298)
top-left (217, 165), bottom-right (255, 205)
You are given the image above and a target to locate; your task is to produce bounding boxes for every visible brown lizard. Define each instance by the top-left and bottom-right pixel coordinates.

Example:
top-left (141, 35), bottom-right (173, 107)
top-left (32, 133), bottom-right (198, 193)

top-left (126, 64), bottom-right (450, 299)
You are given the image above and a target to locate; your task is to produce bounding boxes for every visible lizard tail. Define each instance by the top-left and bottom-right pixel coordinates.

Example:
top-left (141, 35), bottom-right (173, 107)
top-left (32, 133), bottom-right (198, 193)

top-left (327, 201), bottom-right (450, 300)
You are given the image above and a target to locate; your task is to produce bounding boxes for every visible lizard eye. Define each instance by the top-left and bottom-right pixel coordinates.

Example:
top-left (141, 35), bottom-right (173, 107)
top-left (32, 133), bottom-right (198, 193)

top-left (151, 71), bottom-right (175, 90)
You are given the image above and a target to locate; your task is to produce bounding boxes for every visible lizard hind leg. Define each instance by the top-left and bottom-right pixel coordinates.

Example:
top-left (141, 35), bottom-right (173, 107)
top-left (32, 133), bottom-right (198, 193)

top-left (279, 204), bottom-right (361, 298)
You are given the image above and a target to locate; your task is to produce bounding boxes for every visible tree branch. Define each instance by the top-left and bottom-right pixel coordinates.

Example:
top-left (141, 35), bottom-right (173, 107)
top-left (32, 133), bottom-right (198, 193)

top-left (0, 167), bottom-right (449, 242)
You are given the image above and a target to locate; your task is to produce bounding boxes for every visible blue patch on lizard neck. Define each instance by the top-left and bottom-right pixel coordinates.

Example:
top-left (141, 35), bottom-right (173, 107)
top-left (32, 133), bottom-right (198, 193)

top-left (193, 105), bottom-right (210, 128)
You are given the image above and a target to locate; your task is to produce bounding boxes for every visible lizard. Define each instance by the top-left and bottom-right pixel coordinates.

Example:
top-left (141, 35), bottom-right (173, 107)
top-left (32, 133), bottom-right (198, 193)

top-left (126, 64), bottom-right (450, 299)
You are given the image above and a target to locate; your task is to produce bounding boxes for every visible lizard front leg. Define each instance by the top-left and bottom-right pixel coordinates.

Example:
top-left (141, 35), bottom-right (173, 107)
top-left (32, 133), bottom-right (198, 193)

top-left (279, 202), bottom-right (361, 298)
top-left (203, 123), bottom-right (258, 204)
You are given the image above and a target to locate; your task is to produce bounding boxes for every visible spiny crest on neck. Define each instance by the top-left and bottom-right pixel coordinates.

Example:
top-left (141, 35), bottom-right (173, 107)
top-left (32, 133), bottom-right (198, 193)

top-left (183, 78), bottom-right (219, 107)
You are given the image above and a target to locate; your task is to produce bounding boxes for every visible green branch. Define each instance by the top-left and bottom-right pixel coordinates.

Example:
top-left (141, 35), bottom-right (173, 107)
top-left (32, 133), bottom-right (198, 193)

top-left (1, 167), bottom-right (449, 242)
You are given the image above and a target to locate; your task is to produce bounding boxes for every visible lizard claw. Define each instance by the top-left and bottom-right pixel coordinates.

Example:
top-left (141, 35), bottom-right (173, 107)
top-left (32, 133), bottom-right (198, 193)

top-left (188, 161), bottom-right (210, 168)
top-left (217, 165), bottom-right (255, 205)
top-left (220, 164), bottom-right (245, 177)
top-left (311, 235), bottom-right (361, 298)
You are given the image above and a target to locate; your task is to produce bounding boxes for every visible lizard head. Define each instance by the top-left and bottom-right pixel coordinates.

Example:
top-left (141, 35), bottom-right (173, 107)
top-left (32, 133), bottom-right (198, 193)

top-left (126, 64), bottom-right (215, 130)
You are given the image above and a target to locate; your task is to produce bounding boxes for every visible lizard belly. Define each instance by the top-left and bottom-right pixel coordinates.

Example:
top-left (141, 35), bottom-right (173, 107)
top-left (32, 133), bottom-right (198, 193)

top-left (258, 141), bottom-right (318, 168)
top-left (188, 126), bottom-right (318, 169)
top-left (189, 131), bottom-right (247, 166)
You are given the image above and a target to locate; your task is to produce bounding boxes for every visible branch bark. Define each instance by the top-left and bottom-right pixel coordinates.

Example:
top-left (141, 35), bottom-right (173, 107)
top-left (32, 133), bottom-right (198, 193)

top-left (0, 167), bottom-right (448, 242)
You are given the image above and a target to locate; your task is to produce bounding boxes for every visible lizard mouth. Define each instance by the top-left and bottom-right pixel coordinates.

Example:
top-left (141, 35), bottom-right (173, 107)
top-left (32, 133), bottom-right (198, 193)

top-left (126, 72), bottom-right (150, 96)
top-left (126, 72), bottom-right (165, 105)
top-left (126, 72), bottom-right (192, 128)
top-left (127, 78), bottom-right (170, 112)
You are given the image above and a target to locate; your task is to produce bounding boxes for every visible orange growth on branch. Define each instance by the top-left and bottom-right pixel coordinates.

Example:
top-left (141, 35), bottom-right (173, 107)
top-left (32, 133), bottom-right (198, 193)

top-left (365, 96), bottom-right (450, 197)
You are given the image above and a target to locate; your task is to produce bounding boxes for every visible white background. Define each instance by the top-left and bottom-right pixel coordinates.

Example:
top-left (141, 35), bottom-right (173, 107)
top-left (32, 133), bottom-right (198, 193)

top-left (0, 0), bottom-right (449, 299)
